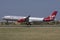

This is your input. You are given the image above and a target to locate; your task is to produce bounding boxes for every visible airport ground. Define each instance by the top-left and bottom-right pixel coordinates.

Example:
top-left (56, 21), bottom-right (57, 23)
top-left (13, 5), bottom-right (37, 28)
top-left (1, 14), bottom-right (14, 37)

top-left (0, 21), bottom-right (60, 40)
top-left (0, 26), bottom-right (60, 40)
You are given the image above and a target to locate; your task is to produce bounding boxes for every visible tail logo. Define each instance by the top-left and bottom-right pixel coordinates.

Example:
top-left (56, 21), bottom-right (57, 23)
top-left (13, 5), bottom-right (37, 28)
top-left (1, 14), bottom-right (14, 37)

top-left (50, 15), bottom-right (55, 18)
top-left (50, 15), bottom-right (55, 20)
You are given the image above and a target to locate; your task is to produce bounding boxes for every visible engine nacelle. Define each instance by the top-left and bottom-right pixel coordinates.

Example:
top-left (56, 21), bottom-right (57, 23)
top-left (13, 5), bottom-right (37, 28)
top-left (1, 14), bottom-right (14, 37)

top-left (17, 19), bottom-right (25, 22)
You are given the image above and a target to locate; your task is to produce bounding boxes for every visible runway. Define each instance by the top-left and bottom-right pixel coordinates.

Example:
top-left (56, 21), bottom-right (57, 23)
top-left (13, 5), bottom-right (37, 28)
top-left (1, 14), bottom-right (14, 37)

top-left (0, 24), bottom-right (60, 27)
top-left (0, 26), bottom-right (60, 28)
top-left (0, 24), bottom-right (60, 28)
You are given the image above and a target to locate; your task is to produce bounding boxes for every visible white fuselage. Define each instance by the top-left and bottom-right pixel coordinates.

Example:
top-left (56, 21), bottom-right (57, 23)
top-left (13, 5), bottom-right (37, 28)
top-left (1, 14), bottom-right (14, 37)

top-left (2, 11), bottom-right (57, 22)
top-left (2, 16), bottom-right (44, 22)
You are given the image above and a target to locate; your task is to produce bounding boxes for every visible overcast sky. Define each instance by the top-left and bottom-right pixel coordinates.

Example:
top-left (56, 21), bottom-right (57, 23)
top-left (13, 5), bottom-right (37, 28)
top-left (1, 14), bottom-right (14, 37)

top-left (0, 0), bottom-right (60, 20)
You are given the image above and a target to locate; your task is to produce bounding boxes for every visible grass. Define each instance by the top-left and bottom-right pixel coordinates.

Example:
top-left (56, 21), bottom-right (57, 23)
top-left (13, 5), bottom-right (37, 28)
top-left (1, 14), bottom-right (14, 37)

top-left (0, 27), bottom-right (60, 40)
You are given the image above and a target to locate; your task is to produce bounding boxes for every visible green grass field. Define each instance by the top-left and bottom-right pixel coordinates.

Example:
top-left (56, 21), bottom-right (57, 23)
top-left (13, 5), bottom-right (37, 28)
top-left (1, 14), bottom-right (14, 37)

top-left (0, 27), bottom-right (60, 40)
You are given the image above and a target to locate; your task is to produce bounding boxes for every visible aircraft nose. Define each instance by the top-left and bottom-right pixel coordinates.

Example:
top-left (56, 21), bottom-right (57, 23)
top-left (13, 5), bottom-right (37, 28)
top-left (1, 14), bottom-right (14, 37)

top-left (2, 16), bottom-right (11, 20)
top-left (2, 16), bottom-right (5, 18)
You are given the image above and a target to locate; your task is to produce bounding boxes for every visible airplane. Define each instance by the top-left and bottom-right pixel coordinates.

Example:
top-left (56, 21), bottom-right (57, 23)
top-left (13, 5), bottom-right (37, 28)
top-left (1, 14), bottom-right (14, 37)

top-left (2, 10), bottom-right (58, 25)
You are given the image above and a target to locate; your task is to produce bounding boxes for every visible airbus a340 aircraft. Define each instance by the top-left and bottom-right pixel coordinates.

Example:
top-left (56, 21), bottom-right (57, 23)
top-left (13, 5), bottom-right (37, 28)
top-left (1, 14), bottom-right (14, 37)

top-left (2, 10), bottom-right (58, 25)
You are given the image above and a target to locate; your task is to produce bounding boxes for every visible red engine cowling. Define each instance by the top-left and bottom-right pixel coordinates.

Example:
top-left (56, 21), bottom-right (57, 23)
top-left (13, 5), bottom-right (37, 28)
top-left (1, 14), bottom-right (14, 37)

top-left (17, 19), bottom-right (25, 22)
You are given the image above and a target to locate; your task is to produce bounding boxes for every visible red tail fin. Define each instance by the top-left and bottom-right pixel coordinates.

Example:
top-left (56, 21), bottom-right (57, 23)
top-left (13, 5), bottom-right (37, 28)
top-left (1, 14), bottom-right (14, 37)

top-left (43, 11), bottom-right (58, 22)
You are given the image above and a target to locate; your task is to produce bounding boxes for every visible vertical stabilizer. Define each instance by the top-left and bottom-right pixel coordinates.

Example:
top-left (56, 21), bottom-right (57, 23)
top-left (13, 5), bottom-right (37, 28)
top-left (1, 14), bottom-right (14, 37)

top-left (43, 11), bottom-right (58, 22)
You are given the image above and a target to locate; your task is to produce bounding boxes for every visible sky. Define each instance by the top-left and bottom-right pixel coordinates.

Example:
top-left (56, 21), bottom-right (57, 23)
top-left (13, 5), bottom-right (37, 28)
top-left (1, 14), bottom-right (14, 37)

top-left (0, 0), bottom-right (60, 20)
